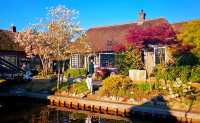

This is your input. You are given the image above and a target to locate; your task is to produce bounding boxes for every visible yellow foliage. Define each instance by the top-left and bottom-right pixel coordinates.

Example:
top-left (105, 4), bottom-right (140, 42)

top-left (177, 20), bottom-right (200, 58)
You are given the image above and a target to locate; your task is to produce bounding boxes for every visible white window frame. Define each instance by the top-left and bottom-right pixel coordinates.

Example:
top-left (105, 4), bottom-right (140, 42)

top-left (153, 46), bottom-right (167, 66)
top-left (70, 54), bottom-right (85, 68)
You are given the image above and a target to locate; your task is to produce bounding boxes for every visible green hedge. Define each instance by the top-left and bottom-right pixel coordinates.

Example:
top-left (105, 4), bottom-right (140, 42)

top-left (64, 68), bottom-right (86, 78)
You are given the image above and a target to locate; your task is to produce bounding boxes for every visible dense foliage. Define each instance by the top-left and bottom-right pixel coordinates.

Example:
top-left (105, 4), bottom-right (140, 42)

top-left (174, 53), bottom-right (199, 66)
top-left (64, 68), bottom-right (86, 78)
top-left (115, 47), bottom-right (144, 75)
top-left (99, 75), bottom-right (163, 99)
top-left (113, 23), bottom-right (176, 52)
top-left (177, 20), bottom-right (200, 60)
top-left (127, 23), bottom-right (176, 48)
top-left (154, 64), bottom-right (200, 97)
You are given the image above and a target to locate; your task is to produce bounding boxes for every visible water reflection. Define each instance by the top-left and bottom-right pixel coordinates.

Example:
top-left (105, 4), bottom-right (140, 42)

top-left (0, 100), bottom-right (131, 123)
top-left (30, 107), bottom-right (131, 123)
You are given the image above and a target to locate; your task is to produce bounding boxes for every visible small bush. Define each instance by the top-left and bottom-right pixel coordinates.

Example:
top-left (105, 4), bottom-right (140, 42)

top-left (99, 75), bottom-right (133, 97)
top-left (64, 68), bottom-right (86, 78)
top-left (73, 81), bottom-right (88, 94)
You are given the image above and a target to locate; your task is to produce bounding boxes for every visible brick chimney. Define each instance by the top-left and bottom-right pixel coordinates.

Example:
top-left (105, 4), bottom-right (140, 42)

top-left (9, 24), bottom-right (16, 32)
top-left (138, 9), bottom-right (146, 24)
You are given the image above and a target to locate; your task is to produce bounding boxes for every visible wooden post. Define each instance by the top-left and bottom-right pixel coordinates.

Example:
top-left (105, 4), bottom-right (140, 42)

top-left (106, 107), bottom-right (109, 114)
top-left (58, 101), bottom-right (61, 106)
top-left (123, 109), bottom-right (127, 117)
top-left (91, 105), bottom-right (95, 112)
top-left (70, 102), bottom-right (72, 108)
top-left (116, 108), bottom-right (118, 116)
top-left (99, 106), bottom-right (101, 113)
top-left (83, 104), bottom-right (86, 110)
top-left (77, 103), bottom-right (79, 110)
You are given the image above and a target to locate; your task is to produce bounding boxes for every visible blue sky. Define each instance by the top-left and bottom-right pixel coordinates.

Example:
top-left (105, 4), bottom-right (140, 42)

top-left (0, 0), bottom-right (199, 31)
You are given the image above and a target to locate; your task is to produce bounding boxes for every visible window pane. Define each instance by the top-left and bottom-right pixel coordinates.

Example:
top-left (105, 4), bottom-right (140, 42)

top-left (100, 54), bottom-right (115, 67)
top-left (71, 54), bottom-right (78, 68)
top-left (155, 48), bottom-right (165, 65)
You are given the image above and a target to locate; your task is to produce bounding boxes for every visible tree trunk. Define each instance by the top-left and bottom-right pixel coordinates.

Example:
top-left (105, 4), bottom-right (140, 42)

top-left (61, 61), bottom-right (65, 84)
top-left (39, 56), bottom-right (47, 76)
top-left (57, 61), bottom-right (60, 90)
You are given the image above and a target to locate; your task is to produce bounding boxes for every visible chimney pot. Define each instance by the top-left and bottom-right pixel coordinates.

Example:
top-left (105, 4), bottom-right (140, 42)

top-left (138, 9), bottom-right (146, 23)
top-left (9, 25), bottom-right (16, 32)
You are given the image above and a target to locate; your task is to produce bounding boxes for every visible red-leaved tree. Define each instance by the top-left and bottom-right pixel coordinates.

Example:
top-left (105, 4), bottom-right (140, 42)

top-left (127, 23), bottom-right (176, 49)
top-left (113, 23), bottom-right (177, 52)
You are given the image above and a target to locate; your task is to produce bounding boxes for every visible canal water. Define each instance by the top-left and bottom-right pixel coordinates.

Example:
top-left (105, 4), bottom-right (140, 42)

top-left (0, 97), bottom-right (176, 123)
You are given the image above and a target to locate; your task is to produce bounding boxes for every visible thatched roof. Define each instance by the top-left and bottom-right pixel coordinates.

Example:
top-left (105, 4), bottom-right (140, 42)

top-left (86, 18), bottom-right (170, 52)
top-left (0, 29), bottom-right (23, 51)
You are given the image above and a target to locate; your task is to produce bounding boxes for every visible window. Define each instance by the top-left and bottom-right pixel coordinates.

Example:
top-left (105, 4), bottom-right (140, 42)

top-left (71, 54), bottom-right (79, 68)
top-left (71, 54), bottom-right (85, 68)
top-left (100, 53), bottom-right (115, 67)
top-left (155, 47), bottom-right (166, 65)
top-left (1, 56), bottom-right (17, 65)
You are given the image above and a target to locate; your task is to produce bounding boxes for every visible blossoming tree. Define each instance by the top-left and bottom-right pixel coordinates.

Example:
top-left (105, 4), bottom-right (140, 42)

top-left (16, 5), bottom-right (89, 89)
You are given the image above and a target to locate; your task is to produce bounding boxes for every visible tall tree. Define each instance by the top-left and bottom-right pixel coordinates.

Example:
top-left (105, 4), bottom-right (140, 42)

top-left (16, 29), bottom-right (52, 75)
top-left (16, 5), bottom-right (87, 89)
top-left (177, 20), bottom-right (200, 61)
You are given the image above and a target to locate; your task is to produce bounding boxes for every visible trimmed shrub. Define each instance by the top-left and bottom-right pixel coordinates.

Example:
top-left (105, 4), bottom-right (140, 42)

top-left (99, 75), bottom-right (133, 97)
top-left (72, 81), bottom-right (88, 94)
top-left (64, 68), bottom-right (86, 78)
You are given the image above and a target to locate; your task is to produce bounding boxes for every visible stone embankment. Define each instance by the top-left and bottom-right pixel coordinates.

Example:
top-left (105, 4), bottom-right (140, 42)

top-left (1, 90), bottom-right (200, 122)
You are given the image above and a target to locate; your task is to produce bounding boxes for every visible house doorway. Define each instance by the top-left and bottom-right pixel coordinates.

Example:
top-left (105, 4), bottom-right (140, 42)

top-left (87, 54), bottom-right (95, 75)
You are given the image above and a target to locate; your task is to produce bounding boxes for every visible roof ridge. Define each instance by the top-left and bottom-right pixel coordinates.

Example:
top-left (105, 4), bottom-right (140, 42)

top-left (0, 29), bottom-right (16, 33)
top-left (88, 17), bottom-right (166, 30)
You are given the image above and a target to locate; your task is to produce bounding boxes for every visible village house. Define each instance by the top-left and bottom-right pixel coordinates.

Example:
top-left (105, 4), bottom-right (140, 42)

top-left (69, 10), bottom-right (179, 77)
top-left (0, 26), bottom-right (27, 80)
top-left (0, 11), bottom-right (185, 80)
top-left (0, 26), bottom-right (26, 66)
